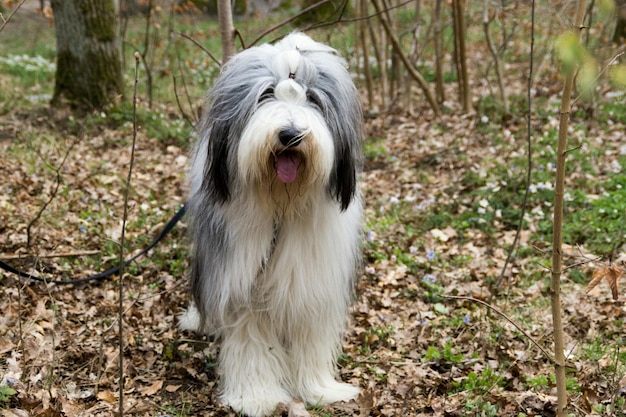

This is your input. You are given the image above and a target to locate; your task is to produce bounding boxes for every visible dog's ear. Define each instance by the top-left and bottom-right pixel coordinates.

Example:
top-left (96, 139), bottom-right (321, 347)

top-left (331, 144), bottom-right (358, 211)
top-left (202, 119), bottom-right (231, 203)
top-left (318, 71), bottom-right (362, 211)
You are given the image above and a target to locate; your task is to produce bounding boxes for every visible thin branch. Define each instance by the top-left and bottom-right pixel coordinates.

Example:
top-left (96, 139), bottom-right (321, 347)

top-left (247, 0), bottom-right (334, 47)
top-left (495, 0), bottom-right (535, 292)
top-left (172, 73), bottom-right (196, 129)
top-left (118, 51), bottom-right (141, 417)
top-left (300, 0), bottom-right (351, 32)
top-left (442, 295), bottom-right (555, 363)
top-left (247, 0), bottom-right (415, 51)
top-left (173, 48), bottom-right (199, 128)
top-left (328, 0), bottom-right (415, 25)
top-left (572, 50), bottom-right (625, 104)
top-left (0, 0), bottom-right (26, 32)
top-left (0, 250), bottom-right (100, 260)
top-left (234, 28), bottom-right (246, 49)
top-left (26, 136), bottom-right (80, 248)
top-left (177, 31), bottom-right (221, 66)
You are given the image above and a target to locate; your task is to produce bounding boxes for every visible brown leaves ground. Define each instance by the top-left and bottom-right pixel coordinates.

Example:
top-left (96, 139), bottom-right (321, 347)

top-left (2, 13), bottom-right (626, 417)
top-left (2, 100), bottom-right (626, 417)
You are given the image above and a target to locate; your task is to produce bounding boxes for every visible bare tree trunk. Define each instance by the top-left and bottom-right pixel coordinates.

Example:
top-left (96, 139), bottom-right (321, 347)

top-left (140, 0), bottom-right (154, 108)
top-left (482, 0), bottom-right (508, 113)
top-left (381, 0), bottom-right (399, 104)
top-left (434, 0), bottom-right (445, 105)
top-left (51, 0), bottom-right (123, 109)
top-left (217, 0), bottom-right (236, 63)
top-left (452, 0), bottom-right (471, 113)
top-left (359, 0), bottom-right (375, 111)
top-left (373, 0), bottom-right (440, 115)
top-left (377, 12), bottom-right (388, 109)
top-left (551, 1), bottom-right (587, 416)
top-left (432, 0), bottom-right (445, 105)
top-left (405, 0), bottom-right (423, 111)
top-left (614, 0), bottom-right (626, 43)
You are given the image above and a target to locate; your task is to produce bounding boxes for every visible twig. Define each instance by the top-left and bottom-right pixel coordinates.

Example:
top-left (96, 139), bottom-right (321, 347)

top-left (247, 0), bottom-right (334, 47)
top-left (25, 136), bottom-right (80, 249)
top-left (117, 51), bottom-right (141, 417)
top-left (318, 0), bottom-right (415, 26)
top-left (572, 50), bottom-right (625, 104)
top-left (494, 0), bottom-right (535, 292)
top-left (173, 48), bottom-right (198, 128)
top-left (299, 0), bottom-right (351, 33)
top-left (234, 28), bottom-right (246, 49)
top-left (177, 32), bottom-right (221, 67)
top-left (442, 295), bottom-right (555, 363)
top-left (0, 250), bottom-right (100, 260)
top-left (0, 0), bottom-right (26, 32)
top-left (245, 0), bottom-right (407, 47)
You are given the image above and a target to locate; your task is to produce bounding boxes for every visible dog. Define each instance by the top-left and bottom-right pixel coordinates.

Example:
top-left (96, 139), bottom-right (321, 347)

top-left (179, 32), bottom-right (363, 417)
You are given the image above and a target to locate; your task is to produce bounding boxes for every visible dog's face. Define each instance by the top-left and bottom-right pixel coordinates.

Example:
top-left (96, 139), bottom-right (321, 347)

top-left (198, 33), bottom-right (362, 214)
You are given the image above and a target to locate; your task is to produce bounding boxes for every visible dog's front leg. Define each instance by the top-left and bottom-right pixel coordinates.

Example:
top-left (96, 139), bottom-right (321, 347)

top-left (219, 310), bottom-right (292, 417)
top-left (288, 319), bottom-right (361, 407)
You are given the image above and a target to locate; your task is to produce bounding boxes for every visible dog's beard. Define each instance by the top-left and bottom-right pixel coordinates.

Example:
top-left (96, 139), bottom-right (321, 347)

top-left (237, 108), bottom-right (335, 218)
top-left (256, 142), bottom-right (322, 218)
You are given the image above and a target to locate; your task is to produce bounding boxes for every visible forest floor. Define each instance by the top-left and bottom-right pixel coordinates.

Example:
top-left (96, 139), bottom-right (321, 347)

top-left (2, 4), bottom-right (626, 417)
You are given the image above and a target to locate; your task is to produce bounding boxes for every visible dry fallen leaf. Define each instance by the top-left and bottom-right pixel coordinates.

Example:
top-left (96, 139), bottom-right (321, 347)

top-left (165, 384), bottom-right (182, 393)
top-left (96, 390), bottom-right (117, 403)
top-left (141, 380), bottom-right (164, 396)
top-left (587, 263), bottom-right (622, 300)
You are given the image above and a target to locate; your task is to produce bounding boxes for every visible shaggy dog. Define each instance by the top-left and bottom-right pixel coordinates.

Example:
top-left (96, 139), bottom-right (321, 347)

top-left (179, 32), bottom-right (362, 417)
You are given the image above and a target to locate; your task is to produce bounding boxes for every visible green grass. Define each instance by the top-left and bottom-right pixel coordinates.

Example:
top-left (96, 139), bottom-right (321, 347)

top-left (364, 136), bottom-right (389, 160)
top-left (0, 384), bottom-right (16, 408)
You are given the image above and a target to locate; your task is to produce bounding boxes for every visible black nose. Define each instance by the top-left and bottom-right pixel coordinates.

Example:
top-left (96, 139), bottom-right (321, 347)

top-left (279, 128), bottom-right (302, 148)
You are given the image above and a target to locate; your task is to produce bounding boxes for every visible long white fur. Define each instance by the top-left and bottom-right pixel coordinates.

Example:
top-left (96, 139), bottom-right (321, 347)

top-left (180, 32), bottom-right (362, 417)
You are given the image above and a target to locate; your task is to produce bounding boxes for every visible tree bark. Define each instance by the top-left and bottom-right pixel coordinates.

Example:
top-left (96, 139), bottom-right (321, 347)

top-left (51, 0), bottom-right (123, 110)
top-left (217, 0), bottom-right (236, 64)
top-left (452, 0), bottom-right (471, 113)
top-left (433, 0), bottom-right (445, 105)
top-left (358, 0), bottom-right (374, 111)
top-left (614, 0), bottom-right (626, 44)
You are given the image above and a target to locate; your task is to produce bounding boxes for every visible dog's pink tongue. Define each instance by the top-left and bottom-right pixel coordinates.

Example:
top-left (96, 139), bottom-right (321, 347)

top-left (276, 153), bottom-right (301, 183)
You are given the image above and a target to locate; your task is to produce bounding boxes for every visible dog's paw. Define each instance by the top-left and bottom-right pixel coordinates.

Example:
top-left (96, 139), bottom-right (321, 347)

top-left (301, 380), bottom-right (360, 406)
top-left (177, 305), bottom-right (201, 332)
top-left (221, 386), bottom-right (292, 417)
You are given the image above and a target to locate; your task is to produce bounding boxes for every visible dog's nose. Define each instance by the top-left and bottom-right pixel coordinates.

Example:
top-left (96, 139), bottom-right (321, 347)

top-left (278, 128), bottom-right (302, 148)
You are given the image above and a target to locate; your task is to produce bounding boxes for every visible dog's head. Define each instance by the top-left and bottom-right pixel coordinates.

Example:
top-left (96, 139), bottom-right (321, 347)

top-left (198, 33), bottom-right (362, 213)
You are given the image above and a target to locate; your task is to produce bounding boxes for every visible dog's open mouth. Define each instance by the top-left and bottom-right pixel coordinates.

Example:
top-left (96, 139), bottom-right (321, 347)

top-left (274, 150), bottom-right (302, 184)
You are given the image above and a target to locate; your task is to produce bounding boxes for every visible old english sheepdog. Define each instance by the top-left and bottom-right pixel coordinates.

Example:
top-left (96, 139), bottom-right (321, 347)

top-left (179, 32), bottom-right (363, 417)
